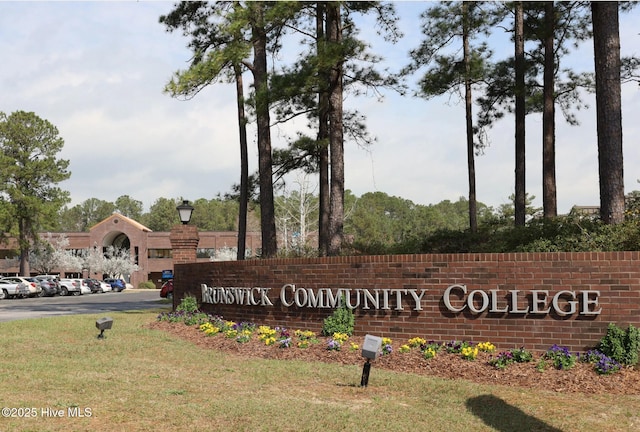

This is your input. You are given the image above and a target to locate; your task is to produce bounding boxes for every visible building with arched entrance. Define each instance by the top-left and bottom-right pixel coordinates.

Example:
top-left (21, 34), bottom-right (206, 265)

top-left (0, 213), bottom-right (262, 288)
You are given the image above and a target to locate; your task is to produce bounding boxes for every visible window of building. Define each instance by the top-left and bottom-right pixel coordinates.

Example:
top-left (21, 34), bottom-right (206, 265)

top-left (0, 251), bottom-right (18, 259)
top-left (148, 249), bottom-right (173, 259)
top-left (196, 248), bottom-right (216, 259)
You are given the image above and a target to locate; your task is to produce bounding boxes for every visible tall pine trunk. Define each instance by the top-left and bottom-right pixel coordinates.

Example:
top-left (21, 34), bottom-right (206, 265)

top-left (514, 1), bottom-right (526, 226)
top-left (463, 2), bottom-right (477, 233)
top-left (542, 1), bottom-right (557, 218)
top-left (317, 1), bottom-right (330, 256)
top-left (234, 62), bottom-right (248, 260)
top-left (327, 2), bottom-right (344, 256)
top-left (250, 4), bottom-right (277, 256)
top-left (18, 217), bottom-right (31, 276)
top-left (592, 1), bottom-right (625, 224)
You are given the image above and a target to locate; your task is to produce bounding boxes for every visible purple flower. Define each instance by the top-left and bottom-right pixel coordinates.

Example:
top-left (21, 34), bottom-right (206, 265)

top-left (279, 337), bottom-right (292, 349)
top-left (327, 339), bottom-right (341, 351)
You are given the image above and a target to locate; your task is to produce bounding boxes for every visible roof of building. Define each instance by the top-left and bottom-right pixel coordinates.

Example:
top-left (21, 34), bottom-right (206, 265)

top-left (89, 213), bottom-right (153, 233)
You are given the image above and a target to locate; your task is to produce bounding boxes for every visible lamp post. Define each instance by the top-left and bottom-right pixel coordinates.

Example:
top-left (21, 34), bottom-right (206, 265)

top-left (169, 200), bottom-right (199, 310)
top-left (170, 200), bottom-right (199, 264)
top-left (176, 200), bottom-right (195, 225)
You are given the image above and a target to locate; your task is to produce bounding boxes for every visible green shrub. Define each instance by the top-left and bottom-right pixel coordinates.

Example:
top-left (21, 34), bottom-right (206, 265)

top-left (176, 295), bottom-right (199, 314)
top-left (542, 345), bottom-right (577, 370)
top-left (137, 281), bottom-right (156, 289)
top-left (597, 323), bottom-right (640, 366)
top-left (415, 215), bottom-right (640, 254)
top-left (322, 296), bottom-right (355, 336)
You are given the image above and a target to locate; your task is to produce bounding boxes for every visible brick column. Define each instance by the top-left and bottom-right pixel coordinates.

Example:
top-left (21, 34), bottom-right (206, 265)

top-left (169, 225), bottom-right (199, 264)
top-left (169, 224), bottom-right (199, 310)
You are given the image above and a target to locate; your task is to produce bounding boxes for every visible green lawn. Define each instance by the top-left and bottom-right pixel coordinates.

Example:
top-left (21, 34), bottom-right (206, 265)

top-left (0, 309), bottom-right (638, 431)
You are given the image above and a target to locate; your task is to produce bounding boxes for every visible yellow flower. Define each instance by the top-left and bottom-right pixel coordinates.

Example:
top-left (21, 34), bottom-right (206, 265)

top-left (423, 347), bottom-right (437, 360)
top-left (349, 342), bottom-right (359, 351)
top-left (461, 346), bottom-right (479, 360)
top-left (477, 342), bottom-right (496, 353)
top-left (258, 326), bottom-right (276, 341)
top-left (399, 344), bottom-right (411, 353)
top-left (332, 332), bottom-right (349, 343)
top-left (258, 325), bottom-right (272, 334)
top-left (382, 337), bottom-right (393, 346)
top-left (295, 330), bottom-right (316, 340)
top-left (199, 323), bottom-right (220, 336)
top-left (407, 337), bottom-right (426, 348)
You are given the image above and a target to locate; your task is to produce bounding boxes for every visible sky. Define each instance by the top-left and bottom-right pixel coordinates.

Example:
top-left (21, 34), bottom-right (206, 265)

top-left (0, 1), bottom-right (639, 215)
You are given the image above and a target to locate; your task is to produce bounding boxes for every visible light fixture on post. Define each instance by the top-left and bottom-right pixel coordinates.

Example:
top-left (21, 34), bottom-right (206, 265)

top-left (96, 317), bottom-right (114, 339)
top-left (360, 334), bottom-right (382, 387)
top-left (176, 200), bottom-right (194, 225)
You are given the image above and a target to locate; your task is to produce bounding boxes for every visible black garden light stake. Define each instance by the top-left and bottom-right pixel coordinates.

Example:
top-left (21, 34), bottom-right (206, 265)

top-left (360, 335), bottom-right (382, 387)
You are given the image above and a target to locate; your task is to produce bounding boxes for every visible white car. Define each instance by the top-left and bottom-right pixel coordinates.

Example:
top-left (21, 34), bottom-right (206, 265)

top-left (0, 279), bottom-right (30, 299)
top-left (58, 279), bottom-right (82, 296)
top-left (99, 281), bottom-right (112, 293)
top-left (79, 280), bottom-right (92, 295)
top-left (0, 276), bottom-right (42, 297)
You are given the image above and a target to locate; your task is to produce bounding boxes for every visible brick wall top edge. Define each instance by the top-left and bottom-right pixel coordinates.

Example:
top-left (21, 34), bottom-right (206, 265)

top-left (174, 251), bottom-right (640, 270)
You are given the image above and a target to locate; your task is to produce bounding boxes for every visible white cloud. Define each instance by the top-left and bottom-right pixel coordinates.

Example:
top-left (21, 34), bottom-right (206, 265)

top-left (0, 1), bottom-right (638, 216)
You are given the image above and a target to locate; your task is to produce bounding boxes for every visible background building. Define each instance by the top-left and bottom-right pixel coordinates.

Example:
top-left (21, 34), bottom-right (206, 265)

top-left (0, 213), bottom-right (262, 288)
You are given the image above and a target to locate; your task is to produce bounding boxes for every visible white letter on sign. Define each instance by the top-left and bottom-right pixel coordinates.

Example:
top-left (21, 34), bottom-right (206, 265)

top-left (280, 284), bottom-right (295, 307)
top-left (443, 284), bottom-right (466, 313)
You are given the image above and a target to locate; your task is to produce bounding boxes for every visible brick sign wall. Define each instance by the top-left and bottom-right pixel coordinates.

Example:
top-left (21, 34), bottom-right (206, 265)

top-left (173, 252), bottom-right (640, 352)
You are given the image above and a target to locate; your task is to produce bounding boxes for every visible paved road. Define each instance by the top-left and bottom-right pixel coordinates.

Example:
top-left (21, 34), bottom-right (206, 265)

top-left (0, 290), bottom-right (171, 322)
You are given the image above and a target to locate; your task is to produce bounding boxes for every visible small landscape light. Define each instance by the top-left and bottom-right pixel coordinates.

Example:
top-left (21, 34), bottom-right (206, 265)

top-left (360, 334), bottom-right (382, 387)
top-left (96, 317), bottom-right (114, 339)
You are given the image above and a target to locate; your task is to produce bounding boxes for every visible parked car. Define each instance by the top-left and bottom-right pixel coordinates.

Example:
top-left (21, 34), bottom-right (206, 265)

top-left (34, 275), bottom-right (60, 296)
top-left (84, 278), bottom-right (112, 293)
top-left (0, 279), bottom-right (30, 299)
top-left (160, 280), bottom-right (173, 299)
top-left (58, 278), bottom-right (82, 296)
top-left (84, 278), bottom-right (101, 293)
top-left (104, 278), bottom-right (126, 292)
top-left (99, 280), bottom-right (113, 293)
top-left (37, 278), bottom-right (59, 296)
top-left (79, 279), bottom-right (92, 295)
top-left (0, 276), bottom-right (42, 297)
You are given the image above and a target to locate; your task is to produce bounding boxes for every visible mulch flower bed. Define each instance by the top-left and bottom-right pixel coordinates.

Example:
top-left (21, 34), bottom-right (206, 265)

top-left (148, 320), bottom-right (640, 395)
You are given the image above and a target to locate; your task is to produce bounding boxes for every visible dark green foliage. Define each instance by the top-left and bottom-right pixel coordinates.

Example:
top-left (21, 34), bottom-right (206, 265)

top-left (138, 281), bottom-right (157, 290)
top-left (59, 195), bottom-right (250, 233)
top-left (417, 215), bottom-right (640, 254)
top-left (597, 323), bottom-right (640, 366)
top-left (170, 295), bottom-right (211, 326)
top-left (344, 195), bottom-right (640, 255)
top-left (345, 194), bottom-right (487, 254)
top-left (176, 295), bottom-right (200, 314)
top-left (322, 296), bottom-right (355, 336)
top-left (0, 111), bottom-right (71, 273)
top-left (58, 198), bottom-right (115, 232)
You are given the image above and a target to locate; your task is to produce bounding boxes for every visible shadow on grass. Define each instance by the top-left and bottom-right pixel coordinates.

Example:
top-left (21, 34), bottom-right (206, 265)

top-left (466, 394), bottom-right (563, 432)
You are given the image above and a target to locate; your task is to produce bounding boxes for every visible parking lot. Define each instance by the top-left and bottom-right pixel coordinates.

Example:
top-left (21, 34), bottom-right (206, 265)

top-left (0, 289), bottom-right (168, 322)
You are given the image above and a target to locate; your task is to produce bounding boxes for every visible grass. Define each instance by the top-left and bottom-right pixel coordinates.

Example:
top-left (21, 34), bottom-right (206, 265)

top-left (1, 309), bottom-right (640, 431)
